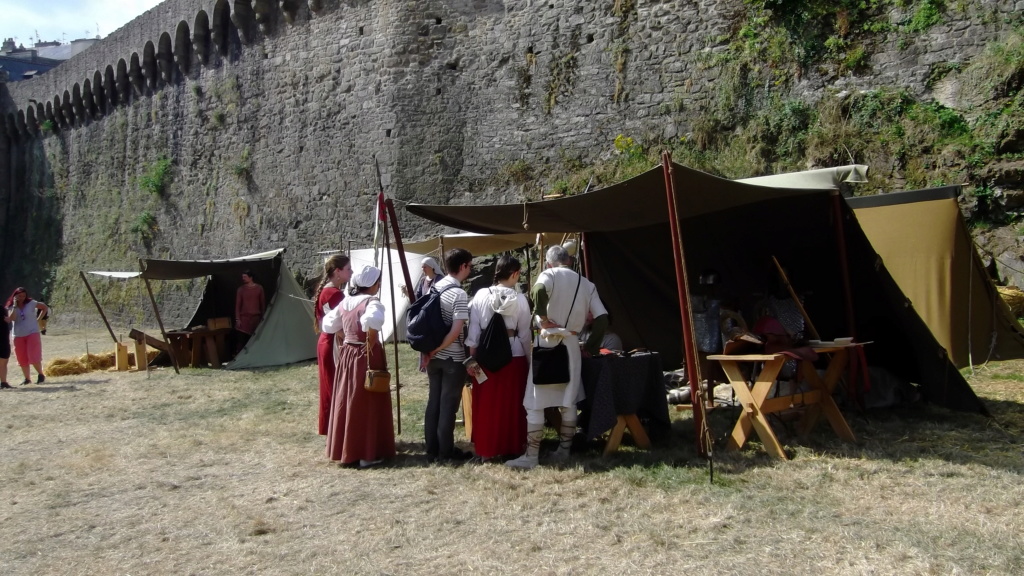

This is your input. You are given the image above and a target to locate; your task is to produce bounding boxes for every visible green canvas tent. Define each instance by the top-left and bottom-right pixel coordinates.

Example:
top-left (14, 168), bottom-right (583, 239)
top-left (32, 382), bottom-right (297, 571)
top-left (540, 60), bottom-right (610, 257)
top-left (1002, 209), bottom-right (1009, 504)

top-left (407, 162), bottom-right (987, 415)
top-left (89, 249), bottom-right (316, 370)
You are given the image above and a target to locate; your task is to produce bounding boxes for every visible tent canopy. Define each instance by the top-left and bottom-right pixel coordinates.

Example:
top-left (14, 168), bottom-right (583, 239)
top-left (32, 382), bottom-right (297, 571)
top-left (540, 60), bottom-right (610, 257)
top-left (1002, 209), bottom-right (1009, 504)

top-left (407, 162), bottom-right (987, 414)
top-left (89, 249), bottom-right (316, 370)
top-left (403, 232), bottom-right (544, 256)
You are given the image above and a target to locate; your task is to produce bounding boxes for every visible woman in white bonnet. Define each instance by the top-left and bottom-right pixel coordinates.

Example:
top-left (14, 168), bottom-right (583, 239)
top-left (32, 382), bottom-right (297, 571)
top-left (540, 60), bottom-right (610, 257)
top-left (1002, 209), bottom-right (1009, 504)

top-left (405, 256), bottom-right (443, 301)
top-left (464, 255), bottom-right (532, 461)
top-left (321, 265), bottom-right (396, 467)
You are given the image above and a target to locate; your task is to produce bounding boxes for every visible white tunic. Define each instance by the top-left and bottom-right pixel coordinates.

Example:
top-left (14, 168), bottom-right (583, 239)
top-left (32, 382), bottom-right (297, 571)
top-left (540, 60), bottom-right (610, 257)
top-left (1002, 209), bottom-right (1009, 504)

top-left (524, 266), bottom-right (608, 410)
top-left (465, 286), bottom-right (532, 358)
top-left (321, 294), bottom-right (385, 334)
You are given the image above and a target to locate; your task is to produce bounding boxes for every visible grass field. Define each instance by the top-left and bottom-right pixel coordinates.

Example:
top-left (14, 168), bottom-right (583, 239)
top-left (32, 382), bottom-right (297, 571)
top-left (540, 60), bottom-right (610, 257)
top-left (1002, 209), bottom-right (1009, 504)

top-left (1, 328), bottom-right (1022, 575)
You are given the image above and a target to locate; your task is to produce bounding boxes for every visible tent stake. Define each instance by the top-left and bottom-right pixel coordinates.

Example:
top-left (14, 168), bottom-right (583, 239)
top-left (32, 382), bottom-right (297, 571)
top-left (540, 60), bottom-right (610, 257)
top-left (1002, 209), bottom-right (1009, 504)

top-left (139, 259), bottom-right (179, 374)
top-left (662, 152), bottom-right (709, 458)
top-left (80, 271), bottom-right (118, 344)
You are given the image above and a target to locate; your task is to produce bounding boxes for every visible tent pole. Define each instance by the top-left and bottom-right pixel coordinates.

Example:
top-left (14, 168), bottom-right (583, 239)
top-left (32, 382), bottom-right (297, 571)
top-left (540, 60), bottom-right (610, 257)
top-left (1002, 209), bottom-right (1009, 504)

top-left (439, 237), bottom-right (447, 273)
top-left (580, 232), bottom-right (591, 277)
top-left (383, 218), bottom-right (402, 435)
top-left (139, 259), bottom-right (179, 374)
top-left (662, 152), bottom-right (708, 457)
top-left (384, 199), bottom-right (415, 298)
top-left (831, 192), bottom-right (856, 338)
top-left (80, 271), bottom-right (118, 344)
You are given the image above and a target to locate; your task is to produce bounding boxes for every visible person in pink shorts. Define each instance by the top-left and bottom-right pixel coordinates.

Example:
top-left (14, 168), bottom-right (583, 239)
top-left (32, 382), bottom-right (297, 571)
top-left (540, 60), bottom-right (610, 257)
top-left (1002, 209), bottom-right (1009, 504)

top-left (5, 287), bottom-right (48, 385)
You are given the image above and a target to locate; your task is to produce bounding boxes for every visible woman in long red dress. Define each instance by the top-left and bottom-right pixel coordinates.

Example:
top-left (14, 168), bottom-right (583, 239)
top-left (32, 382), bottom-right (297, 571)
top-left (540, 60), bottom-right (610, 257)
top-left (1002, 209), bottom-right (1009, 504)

top-left (321, 265), bottom-right (395, 467)
top-left (313, 255), bottom-right (352, 435)
top-left (465, 255), bottom-right (532, 460)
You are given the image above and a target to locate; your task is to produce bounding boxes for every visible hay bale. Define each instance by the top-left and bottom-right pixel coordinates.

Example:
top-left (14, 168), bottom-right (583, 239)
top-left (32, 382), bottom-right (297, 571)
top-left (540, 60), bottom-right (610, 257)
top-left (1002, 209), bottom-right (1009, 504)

top-left (44, 358), bottom-right (89, 377)
top-left (80, 353), bottom-right (115, 371)
top-left (998, 286), bottom-right (1024, 318)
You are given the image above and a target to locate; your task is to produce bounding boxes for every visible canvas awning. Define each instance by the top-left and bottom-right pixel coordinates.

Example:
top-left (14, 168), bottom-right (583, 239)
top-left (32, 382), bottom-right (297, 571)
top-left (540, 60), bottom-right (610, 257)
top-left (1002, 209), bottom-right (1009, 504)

top-left (403, 232), bottom-right (550, 255)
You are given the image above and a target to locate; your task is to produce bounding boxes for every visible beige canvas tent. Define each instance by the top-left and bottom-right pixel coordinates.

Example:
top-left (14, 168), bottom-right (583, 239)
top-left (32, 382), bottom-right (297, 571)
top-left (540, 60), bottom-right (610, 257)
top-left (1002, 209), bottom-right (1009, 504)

top-left (846, 188), bottom-right (1024, 368)
top-left (741, 167), bottom-right (1024, 369)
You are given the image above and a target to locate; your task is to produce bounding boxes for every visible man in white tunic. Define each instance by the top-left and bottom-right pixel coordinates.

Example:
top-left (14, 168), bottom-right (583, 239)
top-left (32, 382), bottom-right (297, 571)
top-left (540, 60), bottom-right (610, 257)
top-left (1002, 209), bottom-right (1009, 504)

top-left (507, 245), bottom-right (609, 469)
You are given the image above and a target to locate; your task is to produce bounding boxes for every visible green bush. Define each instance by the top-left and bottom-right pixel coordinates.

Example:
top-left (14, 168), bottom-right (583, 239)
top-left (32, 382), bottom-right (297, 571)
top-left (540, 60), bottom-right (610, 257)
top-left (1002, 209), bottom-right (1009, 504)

top-left (140, 156), bottom-right (173, 196)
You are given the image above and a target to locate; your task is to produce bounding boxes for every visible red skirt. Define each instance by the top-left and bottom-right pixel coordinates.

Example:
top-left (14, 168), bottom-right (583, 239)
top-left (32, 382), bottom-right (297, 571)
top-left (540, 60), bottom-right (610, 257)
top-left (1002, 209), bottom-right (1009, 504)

top-left (325, 341), bottom-right (396, 463)
top-left (316, 332), bottom-right (336, 435)
top-left (471, 356), bottom-right (528, 459)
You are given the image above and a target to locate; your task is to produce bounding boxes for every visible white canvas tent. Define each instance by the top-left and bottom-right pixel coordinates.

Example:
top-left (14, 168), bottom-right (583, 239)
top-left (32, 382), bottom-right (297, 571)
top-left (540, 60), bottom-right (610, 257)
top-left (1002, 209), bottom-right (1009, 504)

top-left (347, 248), bottom-right (428, 343)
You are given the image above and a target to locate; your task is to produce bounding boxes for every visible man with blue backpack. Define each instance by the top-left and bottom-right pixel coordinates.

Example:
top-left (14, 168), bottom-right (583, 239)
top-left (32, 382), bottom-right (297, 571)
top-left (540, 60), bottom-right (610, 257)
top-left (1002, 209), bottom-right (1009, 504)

top-left (414, 248), bottom-right (474, 463)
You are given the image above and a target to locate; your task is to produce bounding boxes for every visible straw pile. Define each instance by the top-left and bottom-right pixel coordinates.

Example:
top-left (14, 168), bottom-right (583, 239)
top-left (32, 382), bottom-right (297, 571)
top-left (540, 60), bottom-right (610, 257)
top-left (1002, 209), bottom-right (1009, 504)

top-left (43, 350), bottom-right (161, 377)
top-left (44, 357), bottom-right (90, 377)
top-left (997, 286), bottom-right (1024, 318)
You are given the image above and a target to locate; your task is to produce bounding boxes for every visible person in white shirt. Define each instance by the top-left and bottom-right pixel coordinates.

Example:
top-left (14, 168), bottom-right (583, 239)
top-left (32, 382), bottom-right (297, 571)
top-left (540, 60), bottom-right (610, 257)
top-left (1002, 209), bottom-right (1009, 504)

top-left (465, 255), bottom-right (532, 460)
top-left (507, 246), bottom-right (609, 470)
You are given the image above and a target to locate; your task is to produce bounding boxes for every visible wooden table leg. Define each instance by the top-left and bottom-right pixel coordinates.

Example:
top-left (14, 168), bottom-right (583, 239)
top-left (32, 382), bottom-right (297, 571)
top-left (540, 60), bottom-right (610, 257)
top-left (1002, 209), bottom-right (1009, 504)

top-left (204, 335), bottom-right (221, 369)
top-left (603, 416), bottom-right (628, 456)
top-left (189, 336), bottom-right (201, 368)
top-left (724, 358), bottom-right (789, 459)
top-left (623, 414), bottom-right (651, 449)
top-left (798, 350), bottom-right (856, 441)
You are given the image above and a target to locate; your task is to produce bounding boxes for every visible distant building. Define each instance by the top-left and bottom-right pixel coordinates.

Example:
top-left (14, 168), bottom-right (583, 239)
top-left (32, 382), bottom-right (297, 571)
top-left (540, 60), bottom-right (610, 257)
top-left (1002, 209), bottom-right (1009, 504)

top-left (0, 36), bottom-right (99, 82)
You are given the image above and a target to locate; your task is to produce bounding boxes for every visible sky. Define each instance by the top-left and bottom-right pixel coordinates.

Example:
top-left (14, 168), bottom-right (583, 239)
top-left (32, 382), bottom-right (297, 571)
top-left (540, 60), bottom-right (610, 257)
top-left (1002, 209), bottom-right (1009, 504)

top-left (1, 0), bottom-right (164, 47)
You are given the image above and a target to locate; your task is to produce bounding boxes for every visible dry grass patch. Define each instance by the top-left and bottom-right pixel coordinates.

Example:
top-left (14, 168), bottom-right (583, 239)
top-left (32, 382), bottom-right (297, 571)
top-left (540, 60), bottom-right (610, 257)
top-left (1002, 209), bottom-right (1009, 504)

top-left (1, 328), bottom-right (1022, 574)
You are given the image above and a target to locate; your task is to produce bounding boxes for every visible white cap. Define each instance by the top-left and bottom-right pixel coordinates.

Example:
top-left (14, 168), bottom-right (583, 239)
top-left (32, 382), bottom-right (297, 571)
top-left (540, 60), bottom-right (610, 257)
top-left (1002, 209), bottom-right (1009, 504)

top-left (421, 257), bottom-right (440, 275)
top-left (352, 265), bottom-right (382, 288)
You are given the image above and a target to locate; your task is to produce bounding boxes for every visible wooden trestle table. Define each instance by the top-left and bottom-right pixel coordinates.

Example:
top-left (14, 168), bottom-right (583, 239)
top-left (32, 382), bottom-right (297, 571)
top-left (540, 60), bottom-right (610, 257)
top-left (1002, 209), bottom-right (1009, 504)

top-left (708, 343), bottom-right (863, 459)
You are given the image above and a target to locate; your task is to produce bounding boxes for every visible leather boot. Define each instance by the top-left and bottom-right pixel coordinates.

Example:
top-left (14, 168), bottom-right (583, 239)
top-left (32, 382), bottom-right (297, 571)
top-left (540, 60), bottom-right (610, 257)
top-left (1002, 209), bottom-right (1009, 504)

top-left (506, 425), bottom-right (543, 470)
top-left (549, 419), bottom-right (576, 463)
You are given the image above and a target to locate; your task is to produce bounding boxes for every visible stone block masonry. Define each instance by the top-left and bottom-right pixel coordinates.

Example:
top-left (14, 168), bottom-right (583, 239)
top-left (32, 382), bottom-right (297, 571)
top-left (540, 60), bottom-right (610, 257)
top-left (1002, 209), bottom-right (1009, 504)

top-left (1, 0), bottom-right (1022, 323)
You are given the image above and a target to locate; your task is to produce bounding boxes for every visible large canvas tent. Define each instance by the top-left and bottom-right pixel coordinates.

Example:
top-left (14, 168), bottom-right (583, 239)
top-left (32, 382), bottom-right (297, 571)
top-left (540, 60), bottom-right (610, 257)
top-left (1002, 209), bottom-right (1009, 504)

top-left (407, 162), bottom-right (987, 415)
top-left (89, 249), bottom-right (316, 370)
top-left (847, 187), bottom-right (1024, 368)
top-left (740, 168), bottom-right (1024, 369)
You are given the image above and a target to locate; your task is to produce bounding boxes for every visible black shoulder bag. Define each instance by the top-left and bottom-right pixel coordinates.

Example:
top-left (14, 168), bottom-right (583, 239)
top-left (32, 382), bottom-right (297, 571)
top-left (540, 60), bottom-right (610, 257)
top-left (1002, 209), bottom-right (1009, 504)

top-left (531, 272), bottom-right (581, 385)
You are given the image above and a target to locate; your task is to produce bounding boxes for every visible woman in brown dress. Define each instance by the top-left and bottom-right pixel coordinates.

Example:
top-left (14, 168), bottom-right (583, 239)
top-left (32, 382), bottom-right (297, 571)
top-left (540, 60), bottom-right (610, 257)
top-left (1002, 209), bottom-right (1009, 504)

top-left (320, 265), bottom-right (395, 467)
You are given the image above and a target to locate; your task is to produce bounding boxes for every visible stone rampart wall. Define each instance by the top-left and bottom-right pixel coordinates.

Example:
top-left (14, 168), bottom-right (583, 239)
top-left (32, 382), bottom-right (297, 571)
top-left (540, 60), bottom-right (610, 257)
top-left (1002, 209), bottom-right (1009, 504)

top-left (1, 0), bottom-right (1022, 325)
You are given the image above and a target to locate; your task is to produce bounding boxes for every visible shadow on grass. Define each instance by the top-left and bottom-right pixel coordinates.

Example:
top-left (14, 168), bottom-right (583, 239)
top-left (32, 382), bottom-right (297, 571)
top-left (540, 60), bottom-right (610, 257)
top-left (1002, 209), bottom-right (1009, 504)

top-left (10, 378), bottom-right (111, 393)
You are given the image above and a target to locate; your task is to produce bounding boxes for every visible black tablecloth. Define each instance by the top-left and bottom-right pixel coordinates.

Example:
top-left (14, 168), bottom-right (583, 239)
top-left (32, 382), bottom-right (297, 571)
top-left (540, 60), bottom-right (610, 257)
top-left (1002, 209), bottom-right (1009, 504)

top-left (579, 352), bottom-right (671, 442)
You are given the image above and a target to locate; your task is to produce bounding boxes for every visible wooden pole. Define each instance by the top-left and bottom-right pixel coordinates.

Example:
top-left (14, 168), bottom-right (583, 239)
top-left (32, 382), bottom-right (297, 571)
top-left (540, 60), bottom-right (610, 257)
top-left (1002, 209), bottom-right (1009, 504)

top-left (662, 152), bottom-right (708, 457)
top-left (139, 259), bottom-right (179, 374)
top-left (830, 192), bottom-right (857, 338)
top-left (383, 213), bottom-right (402, 435)
top-left (580, 232), bottom-right (591, 278)
top-left (771, 256), bottom-right (820, 340)
top-left (79, 271), bottom-right (118, 343)
top-left (384, 199), bottom-right (414, 297)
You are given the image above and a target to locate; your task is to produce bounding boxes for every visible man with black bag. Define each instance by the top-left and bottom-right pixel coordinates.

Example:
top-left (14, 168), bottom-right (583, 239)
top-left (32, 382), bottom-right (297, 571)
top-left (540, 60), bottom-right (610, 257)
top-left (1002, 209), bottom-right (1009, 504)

top-left (423, 248), bottom-right (474, 463)
top-left (506, 245), bottom-right (609, 470)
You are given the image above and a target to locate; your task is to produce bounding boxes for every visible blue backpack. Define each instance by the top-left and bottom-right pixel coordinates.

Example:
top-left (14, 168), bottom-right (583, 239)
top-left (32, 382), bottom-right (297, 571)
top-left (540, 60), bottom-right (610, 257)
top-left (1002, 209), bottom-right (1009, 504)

top-left (406, 285), bottom-right (458, 353)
